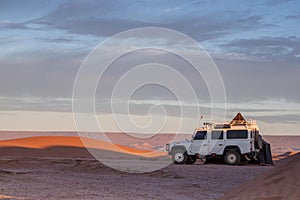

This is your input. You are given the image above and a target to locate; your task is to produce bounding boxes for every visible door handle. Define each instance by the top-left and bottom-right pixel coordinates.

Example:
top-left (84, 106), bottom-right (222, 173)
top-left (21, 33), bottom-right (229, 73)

top-left (218, 144), bottom-right (223, 146)
top-left (203, 144), bottom-right (207, 146)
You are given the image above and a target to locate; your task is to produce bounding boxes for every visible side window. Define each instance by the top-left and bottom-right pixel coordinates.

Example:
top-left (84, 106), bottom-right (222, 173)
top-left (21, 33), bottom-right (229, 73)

top-left (194, 131), bottom-right (207, 140)
top-left (226, 130), bottom-right (248, 139)
top-left (211, 130), bottom-right (223, 140)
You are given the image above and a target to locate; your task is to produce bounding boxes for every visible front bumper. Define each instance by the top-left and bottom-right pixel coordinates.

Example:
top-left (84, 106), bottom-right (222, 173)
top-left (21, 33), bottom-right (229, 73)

top-left (166, 144), bottom-right (170, 152)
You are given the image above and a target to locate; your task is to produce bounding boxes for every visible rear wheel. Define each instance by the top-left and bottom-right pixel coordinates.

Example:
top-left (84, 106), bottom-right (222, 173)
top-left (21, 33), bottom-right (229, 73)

top-left (172, 149), bottom-right (187, 164)
top-left (185, 155), bottom-right (196, 164)
top-left (224, 150), bottom-right (241, 165)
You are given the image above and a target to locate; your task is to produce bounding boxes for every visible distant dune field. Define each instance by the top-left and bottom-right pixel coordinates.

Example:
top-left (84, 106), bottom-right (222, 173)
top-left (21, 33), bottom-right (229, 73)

top-left (1, 132), bottom-right (299, 159)
top-left (0, 136), bottom-right (166, 158)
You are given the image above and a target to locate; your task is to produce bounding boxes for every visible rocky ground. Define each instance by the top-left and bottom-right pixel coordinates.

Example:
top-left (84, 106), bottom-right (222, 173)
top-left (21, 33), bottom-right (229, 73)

top-left (0, 157), bottom-right (272, 200)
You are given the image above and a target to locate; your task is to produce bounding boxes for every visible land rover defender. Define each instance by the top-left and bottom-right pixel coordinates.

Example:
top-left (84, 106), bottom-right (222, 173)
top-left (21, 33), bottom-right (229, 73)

top-left (166, 113), bottom-right (273, 165)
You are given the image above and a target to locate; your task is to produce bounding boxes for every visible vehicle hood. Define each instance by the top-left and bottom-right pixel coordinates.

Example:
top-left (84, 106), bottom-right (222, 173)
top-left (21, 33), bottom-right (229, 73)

top-left (170, 139), bottom-right (191, 146)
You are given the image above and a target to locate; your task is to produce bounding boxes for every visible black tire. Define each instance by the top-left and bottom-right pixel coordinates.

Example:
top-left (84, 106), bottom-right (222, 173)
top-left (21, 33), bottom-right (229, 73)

top-left (185, 155), bottom-right (196, 164)
top-left (172, 149), bottom-right (187, 164)
top-left (224, 150), bottom-right (241, 165)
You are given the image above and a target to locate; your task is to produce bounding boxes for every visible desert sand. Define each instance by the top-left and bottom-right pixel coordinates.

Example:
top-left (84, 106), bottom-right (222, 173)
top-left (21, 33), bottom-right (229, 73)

top-left (0, 133), bottom-right (299, 199)
top-left (219, 153), bottom-right (300, 200)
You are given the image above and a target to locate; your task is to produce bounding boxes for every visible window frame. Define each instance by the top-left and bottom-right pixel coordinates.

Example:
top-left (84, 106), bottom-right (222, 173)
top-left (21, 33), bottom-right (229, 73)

top-left (211, 130), bottom-right (224, 140)
top-left (226, 130), bottom-right (248, 139)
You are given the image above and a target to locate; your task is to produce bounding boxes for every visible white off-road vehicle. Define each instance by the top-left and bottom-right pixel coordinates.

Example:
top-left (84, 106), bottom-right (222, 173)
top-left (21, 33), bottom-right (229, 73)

top-left (166, 113), bottom-right (273, 165)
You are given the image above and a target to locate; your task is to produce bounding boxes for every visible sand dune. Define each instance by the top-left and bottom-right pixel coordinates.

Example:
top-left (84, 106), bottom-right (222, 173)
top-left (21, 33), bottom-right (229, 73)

top-left (272, 150), bottom-right (298, 161)
top-left (0, 131), bottom-right (188, 149)
top-left (0, 136), bottom-right (165, 158)
top-left (220, 153), bottom-right (300, 200)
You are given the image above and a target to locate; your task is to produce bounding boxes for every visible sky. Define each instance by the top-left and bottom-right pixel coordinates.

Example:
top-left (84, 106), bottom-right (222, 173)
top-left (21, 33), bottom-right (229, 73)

top-left (0, 0), bottom-right (300, 135)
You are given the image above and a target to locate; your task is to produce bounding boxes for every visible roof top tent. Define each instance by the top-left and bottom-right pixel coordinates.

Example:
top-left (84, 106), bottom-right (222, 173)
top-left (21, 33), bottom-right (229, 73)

top-left (202, 112), bottom-right (257, 130)
top-left (230, 112), bottom-right (247, 126)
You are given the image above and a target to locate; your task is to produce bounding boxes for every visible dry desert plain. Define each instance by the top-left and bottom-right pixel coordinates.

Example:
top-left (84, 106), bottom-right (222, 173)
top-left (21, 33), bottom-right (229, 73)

top-left (0, 132), bottom-right (299, 200)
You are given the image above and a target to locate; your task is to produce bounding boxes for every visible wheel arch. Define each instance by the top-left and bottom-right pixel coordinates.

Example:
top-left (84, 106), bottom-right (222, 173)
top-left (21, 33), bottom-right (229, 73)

top-left (223, 145), bottom-right (241, 155)
top-left (170, 145), bottom-right (187, 154)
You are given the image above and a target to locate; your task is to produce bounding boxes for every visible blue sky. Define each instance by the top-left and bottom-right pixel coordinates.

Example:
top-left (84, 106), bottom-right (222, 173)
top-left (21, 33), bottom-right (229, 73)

top-left (0, 0), bottom-right (300, 134)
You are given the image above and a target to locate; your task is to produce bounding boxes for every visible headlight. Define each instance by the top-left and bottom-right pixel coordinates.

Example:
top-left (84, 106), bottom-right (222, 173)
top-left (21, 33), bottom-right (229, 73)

top-left (166, 144), bottom-right (170, 151)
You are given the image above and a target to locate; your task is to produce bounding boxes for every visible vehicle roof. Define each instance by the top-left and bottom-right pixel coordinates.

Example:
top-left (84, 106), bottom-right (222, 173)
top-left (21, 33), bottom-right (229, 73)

top-left (195, 113), bottom-right (260, 132)
top-left (195, 123), bottom-right (259, 131)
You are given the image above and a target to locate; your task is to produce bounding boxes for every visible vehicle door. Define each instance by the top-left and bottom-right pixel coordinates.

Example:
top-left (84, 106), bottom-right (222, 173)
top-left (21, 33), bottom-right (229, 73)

top-left (225, 129), bottom-right (249, 154)
top-left (191, 131), bottom-right (208, 155)
top-left (209, 130), bottom-right (225, 154)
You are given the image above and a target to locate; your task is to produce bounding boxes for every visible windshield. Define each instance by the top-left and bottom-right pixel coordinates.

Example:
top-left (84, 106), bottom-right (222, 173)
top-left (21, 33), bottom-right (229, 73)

top-left (193, 131), bottom-right (207, 140)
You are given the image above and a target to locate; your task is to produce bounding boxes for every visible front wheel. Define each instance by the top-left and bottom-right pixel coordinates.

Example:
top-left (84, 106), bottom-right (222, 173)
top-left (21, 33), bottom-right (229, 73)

top-left (172, 149), bottom-right (187, 164)
top-left (224, 150), bottom-right (241, 165)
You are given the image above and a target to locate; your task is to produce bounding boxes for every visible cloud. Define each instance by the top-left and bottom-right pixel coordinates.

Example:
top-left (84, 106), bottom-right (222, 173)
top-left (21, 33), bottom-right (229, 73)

top-left (220, 36), bottom-right (300, 62)
top-left (251, 114), bottom-right (300, 124)
top-left (264, 0), bottom-right (296, 5)
top-left (59, 14), bottom-right (270, 41)
top-left (56, 17), bottom-right (162, 37)
top-left (0, 50), bottom-right (83, 98)
top-left (285, 13), bottom-right (300, 20)
top-left (0, 97), bottom-right (72, 112)
top-left (38, 37), bottom-right (80, 43)
top-left (223, 36), bottom-right (299, 48)
top-left (22, 0), bottom-right (273, 42)
top-left (0, 20), bottom-right (28, 30)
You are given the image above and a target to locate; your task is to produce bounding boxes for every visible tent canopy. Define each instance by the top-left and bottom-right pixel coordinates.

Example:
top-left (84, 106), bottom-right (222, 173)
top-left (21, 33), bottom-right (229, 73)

top-left (230, 112), bottom-right (247, 125)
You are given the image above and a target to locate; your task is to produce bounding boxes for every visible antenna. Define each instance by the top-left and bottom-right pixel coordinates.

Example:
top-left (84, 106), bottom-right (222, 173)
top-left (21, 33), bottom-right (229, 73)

top-left (197, 115), bottom-right (203, 128)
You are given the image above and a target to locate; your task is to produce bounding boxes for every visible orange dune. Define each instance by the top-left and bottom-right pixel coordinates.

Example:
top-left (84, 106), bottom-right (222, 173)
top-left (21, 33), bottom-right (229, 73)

top-left (0, 136), bottom-right (165, 157)
top-left (271, 147), bottom-right (299, 161)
